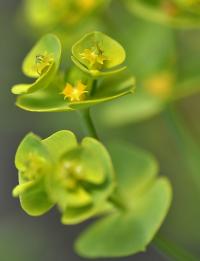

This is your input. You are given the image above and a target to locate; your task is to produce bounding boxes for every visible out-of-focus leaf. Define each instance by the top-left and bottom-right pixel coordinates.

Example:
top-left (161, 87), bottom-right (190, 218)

top-left (125, 0), bottom-right (200, 28)
top-left (75, 143), bottom-right (172, 258)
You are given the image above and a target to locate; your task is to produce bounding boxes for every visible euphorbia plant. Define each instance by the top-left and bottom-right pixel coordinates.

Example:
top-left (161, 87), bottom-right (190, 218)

top-left (11, 31), bottom-right (172, 258)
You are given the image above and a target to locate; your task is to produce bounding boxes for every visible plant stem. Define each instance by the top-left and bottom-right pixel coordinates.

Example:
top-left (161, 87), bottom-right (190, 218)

top-left (154, 235), bottom-right (198, 261)
top-left (78, 108), bottom-right (99, 139)
top-left (164, 103), bottom-right (200, 191)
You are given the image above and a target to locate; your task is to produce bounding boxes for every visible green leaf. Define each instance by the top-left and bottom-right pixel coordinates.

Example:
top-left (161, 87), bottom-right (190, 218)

top-left (75, 143), bottom-right (172, 258)
top-left (72, 31), bottom-right (126, 77)
top-left (106, 143), bottom-right (159, 201)
top-left (125, 0), bottom-right (200, 28)
top-left (96, 91), bottom-right (165, 126)
top-left (14, 133), bottom-right (54, 216)
top-left (15, 70), bottom-right (135, 112)
top-left (11, 34), bottom-right (61, 95)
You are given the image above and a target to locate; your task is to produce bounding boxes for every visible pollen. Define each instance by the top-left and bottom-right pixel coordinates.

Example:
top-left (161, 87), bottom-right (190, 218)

top-left (62, 81), bottom-right (88, 102)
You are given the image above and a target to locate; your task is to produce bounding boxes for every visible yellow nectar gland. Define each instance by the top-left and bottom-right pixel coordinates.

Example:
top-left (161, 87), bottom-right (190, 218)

top-left (80, 44), bottom-right (108, 68)
top-left (35, 51), bottom-right (54, 76)
top-left (61, 81), bottom-right (88, 102)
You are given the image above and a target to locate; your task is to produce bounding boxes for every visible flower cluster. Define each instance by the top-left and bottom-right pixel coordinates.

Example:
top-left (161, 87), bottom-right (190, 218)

top-left (13, 131), bottom-right (115, 224)
top-left (11, 31), bottom-right (135, 112)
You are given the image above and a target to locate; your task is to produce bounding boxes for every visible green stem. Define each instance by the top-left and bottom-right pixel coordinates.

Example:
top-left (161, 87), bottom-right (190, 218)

top-left (78, 108), bottom-right (99, 139)
top-left (164, 104), bottom-right (200, 192)
top-left (154, 235), bottom-right (198, 261)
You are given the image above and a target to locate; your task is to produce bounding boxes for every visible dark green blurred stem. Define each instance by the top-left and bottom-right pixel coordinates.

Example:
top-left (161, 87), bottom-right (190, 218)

top-left (108, 191), bottom-right (128, 212)
top-left (164, 104), bottom-right (200, 191)
top-left (90, 79), bottom-right (98, 96)
top-left (78, 108), bottom-right (99, 139)
top-left (154, 235), bottom-right (198, 261)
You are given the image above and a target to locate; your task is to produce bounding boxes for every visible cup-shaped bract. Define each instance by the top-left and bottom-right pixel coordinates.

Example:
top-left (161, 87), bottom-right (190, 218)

top-left (47, 135), bottom-right (115, 224)
top-left (12, 133), bottom-right (54, 216)
top-left (72, 31), bottom-right (127, 77)
top-left (11, 34), bottom-right (61, 95)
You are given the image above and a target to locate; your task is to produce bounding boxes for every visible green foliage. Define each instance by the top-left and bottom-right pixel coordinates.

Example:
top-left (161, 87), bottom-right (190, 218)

top-left (75, 143), bottom-right (172, 257)
top-left (11, 24), bottom-right (173, 258)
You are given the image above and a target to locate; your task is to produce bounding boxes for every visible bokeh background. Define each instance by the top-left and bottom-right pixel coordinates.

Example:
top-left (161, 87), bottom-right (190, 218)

top-left (0, 0), bottom-right (200, 260)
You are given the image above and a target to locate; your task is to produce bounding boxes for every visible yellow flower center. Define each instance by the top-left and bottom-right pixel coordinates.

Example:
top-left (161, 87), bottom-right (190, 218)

top-left (80, 44), bottom-right (108, 69)
top-left (35, 51), bottom-right (54, 76)
top-left (61, 81), bottom-right (88, 102)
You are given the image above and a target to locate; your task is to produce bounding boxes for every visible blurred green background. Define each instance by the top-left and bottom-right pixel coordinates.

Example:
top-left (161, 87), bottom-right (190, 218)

top-left (0, 0), bottom-right (200, 260)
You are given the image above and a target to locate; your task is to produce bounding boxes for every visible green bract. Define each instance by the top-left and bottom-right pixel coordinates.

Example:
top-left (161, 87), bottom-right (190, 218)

top-left (46, 134), bottom-right (115, 224)
top-left (15, 68), bottom-right (135, 112)
top-left (11, 34), bottom-right (61, 95)
top-left (13, 133), bottom-right (54, 216)
top-left (72, 31), bottom-right (127, 77)
top-left (75, 143), bottom-right (172, 258)
top-left (13, 130), bottom-right (115, 224)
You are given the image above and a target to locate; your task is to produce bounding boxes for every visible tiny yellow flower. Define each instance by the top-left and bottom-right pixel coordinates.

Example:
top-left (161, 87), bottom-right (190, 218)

top-left (80, 49), bottom-right (98, 66)
top-left (35, 51), bottom-right (54, 76)
top-left (80, 45), bottom-right (108, 68)
top-left (62, 81), bottom-right (88, 102)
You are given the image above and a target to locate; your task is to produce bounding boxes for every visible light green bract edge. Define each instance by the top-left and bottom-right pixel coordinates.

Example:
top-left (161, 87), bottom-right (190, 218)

top-left (75, 142), bottom-right (172, 258)
top-left (11, 34), bottom-right (62, 95)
